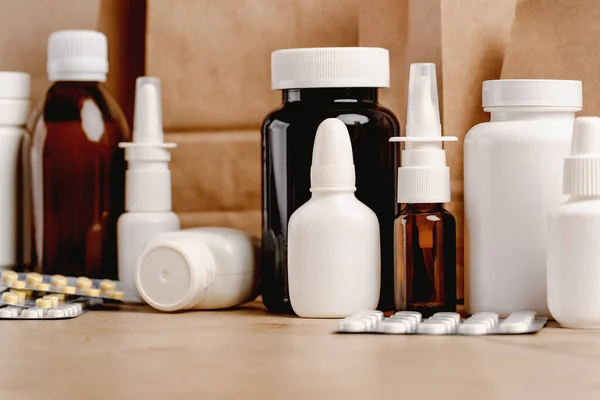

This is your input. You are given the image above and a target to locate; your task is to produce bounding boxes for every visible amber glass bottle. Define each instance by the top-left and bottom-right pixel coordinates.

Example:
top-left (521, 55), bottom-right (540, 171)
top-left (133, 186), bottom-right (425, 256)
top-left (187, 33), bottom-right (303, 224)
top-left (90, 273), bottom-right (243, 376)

top-left (29, 30), bottom-right (130, 279)
top-left (394, 204), bottom-right (456, 317)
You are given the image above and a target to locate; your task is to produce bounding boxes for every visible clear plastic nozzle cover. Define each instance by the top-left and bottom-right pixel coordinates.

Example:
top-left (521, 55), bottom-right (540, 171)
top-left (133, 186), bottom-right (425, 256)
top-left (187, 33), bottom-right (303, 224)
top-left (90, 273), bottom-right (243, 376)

top-left (133, 77), bottom-right (164, 144)
top-left (406, 63), bottom-right (441, 139)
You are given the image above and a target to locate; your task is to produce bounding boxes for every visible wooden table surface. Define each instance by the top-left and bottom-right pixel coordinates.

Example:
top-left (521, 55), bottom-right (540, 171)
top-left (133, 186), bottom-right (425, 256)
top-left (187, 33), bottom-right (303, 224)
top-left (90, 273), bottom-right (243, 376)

top-left (1, 300), bottom-right (599, 399)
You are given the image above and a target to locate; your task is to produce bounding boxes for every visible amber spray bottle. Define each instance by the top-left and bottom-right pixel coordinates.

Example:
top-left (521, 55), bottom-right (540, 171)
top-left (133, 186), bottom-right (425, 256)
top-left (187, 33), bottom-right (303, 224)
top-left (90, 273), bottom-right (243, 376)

top-left (390, 63), bottom-right (457, 317)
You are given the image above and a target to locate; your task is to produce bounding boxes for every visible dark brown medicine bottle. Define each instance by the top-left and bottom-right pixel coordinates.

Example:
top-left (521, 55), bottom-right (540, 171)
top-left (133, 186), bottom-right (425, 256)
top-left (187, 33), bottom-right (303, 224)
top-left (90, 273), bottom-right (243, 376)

top-left (262, 48), bottom-right (399, 313)
top-left (28, 30), bottom-right (130, 279)
top-left (394, 204), bottom-right (456, 316)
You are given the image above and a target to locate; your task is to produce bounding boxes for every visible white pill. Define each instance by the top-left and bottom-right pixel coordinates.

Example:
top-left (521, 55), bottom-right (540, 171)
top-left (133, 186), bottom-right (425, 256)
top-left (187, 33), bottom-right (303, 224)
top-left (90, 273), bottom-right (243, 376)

top-left (394, 311), bottom-right (422, 322)
top-left (417, 322), bottom-right (448, 335)
top-left (431, 316), bottom-right (459, 329)
top-left (499, 321), bottom-right (531, 334)
top-left (391, 317), bottom-right (417, 333)
top-left (73, 303), bottom-right (83, 314)
top-left (5, 307), bottom-right (19, 317)
top-left (458, 322), bottom-right (490, 335)
top-left (433, 312), bottom-right (461, 324)
top-left (338, 319), bottom-right (368, 333)
top-left (347, 315), bottom-right (378, 331)
top-left (61, 306), bottom-right (74, 317)
top-left (428, 317), bottom-right (456, 333)
top-left (47, 309), bottom-right (66, 318)
top-left (377, 320), bottom-right (410, 334)
top-left (465, 318), bottom-right (495, 331)
top-left (21, 309), bottom-right (39, 319)
top-left (473, 312), bottom-right (499, 323)
top-left (506, 311), bottom-right (536, 324)
top-left (390, 314), bottom-right (420, 325)
top-left (0, 309), bottom-right (14, 318)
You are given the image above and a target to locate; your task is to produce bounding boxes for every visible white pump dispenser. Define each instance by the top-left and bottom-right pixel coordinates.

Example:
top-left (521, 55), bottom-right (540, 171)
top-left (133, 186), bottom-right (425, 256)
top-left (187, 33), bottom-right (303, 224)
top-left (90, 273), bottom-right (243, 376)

top-left (390, 63), bottom-right (457, 203)
top-left (287, 118), bottom-right (380, 318)
top-left (117, 77), bottom-right (180, 301)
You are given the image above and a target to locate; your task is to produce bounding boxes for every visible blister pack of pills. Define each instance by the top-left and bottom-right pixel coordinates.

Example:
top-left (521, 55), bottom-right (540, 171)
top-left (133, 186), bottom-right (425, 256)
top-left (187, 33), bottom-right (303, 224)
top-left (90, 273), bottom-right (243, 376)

top-left (0, 303), bottom-right (84, 320)
top-left (336, 311), bottom-right (547, 335)
top-left (1, 271), bottom-right (128, 301)
top-left (0, 288), bottom-right (86, 319)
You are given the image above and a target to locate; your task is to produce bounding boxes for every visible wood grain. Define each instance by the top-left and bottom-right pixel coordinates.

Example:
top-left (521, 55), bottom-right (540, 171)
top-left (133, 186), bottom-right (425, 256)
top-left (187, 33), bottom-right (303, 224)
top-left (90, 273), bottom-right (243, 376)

top-left (1, 301), bottom-right (598, 399)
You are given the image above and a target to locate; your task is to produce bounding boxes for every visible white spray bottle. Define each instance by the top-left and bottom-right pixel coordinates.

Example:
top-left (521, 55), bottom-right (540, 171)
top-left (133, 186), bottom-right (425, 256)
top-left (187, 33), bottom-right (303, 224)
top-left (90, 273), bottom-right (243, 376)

top-left (118, 77), bottom-right (180, 301)
top-left (287, 118), bottom-right (381, 318)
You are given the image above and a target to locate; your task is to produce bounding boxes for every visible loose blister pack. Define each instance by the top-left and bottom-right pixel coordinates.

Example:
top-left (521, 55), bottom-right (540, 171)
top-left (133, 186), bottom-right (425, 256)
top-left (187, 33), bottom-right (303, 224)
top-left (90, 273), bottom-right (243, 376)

top-left (0, 289), bottom-right (86, 320)
top-left (1, 271), bottom-right (128, 302)
top-left (336, 311), bottom-right (547, 335)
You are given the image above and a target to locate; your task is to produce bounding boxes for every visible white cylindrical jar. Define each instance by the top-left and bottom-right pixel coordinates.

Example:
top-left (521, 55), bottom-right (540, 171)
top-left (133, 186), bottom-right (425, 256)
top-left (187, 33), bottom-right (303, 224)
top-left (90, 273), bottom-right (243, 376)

top-left (0, 72), bottom-right (30, 270)
top-left (548, 117), bottom-right (600, 328)
top-left (135, 227), bottom-right (258, 311)
top-left (464, 79), bottom-right (582, 316)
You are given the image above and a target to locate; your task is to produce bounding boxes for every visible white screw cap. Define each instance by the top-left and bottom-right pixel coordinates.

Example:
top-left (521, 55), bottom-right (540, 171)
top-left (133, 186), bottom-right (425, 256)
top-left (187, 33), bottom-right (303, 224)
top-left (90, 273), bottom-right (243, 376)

top-left (271, 47), bottom-right (390, 89)
top-left (47, 30), bottom-right (108, 82)
top-left (310, 118), bottom-right (356, 190)
top-left (0, 72), bottom-right (30, 126)
top-left (563, 117), bottom-right (600, 196)
top-left (482, 79), bottom-right (582, 109)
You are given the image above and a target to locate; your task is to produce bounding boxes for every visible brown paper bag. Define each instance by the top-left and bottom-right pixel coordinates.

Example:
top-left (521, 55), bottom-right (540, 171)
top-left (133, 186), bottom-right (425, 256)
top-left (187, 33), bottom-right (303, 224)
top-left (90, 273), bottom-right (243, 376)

top-left (359, 0), bottom-right (517, 299)
top-left (166, 130), bottom-right (260, 213)
top-left (502, 0), bottom-right (599, 115)
top-left (146, 0), bottom-right (360, 131)
top-left (0, 0), bottom-right (144, 125)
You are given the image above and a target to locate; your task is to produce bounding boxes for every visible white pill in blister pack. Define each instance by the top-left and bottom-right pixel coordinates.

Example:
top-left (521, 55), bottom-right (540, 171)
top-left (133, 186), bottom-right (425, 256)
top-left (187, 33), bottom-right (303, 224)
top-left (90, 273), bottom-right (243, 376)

top-left (335, 311), bottom-right (546, 336)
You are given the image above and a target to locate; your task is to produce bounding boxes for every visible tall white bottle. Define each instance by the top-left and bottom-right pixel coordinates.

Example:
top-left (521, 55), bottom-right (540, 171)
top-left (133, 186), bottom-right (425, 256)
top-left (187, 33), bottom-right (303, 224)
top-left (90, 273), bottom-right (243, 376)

top-left (464, 79), bottom-right (582, 316)
top-left (548, 117), bottom-right (600, 328)
top-left (0, 72), bottom-right (30, 270)
top-left (118, 77), bottom-right (180, 301)
top-left (288, 118), bottom-right (380, 318)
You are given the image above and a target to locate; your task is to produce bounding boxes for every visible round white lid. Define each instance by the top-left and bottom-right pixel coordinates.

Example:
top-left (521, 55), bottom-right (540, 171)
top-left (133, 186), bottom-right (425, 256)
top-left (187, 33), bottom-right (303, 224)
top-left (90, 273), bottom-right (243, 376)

top-left (0, 72), bottom-right (30, 99)
top-left (482, 79), bottom-right (582, 108)
top-left (135, 239), bottom-right (214, 312)
top-left (271, 47), bottom-right (390, 90)
top-left (47, 30), bottom-right (108, 82)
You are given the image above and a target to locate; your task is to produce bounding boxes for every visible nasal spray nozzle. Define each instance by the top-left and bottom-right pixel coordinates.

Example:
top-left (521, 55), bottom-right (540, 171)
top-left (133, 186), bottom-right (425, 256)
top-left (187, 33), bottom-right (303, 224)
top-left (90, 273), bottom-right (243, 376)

top-left (390, 63), bottom-right (457, 204)
top-left (120, 77), bottom-right (177, 212)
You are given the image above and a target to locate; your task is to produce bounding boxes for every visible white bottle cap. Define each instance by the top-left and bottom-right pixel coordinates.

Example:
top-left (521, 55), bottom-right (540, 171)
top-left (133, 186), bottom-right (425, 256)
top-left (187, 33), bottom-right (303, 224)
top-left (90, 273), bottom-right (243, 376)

top-left (135, 237), bottom-right (215, 312)
top-left (310, 118), bottom-right (356, 190)
top-left (390, 63), bottom-right (457, 203)
top-left (47, 30), bottom-right (108, 82)
top-left (120, 77), bottom-right (176, 212)
top-left (271, 47), bottom-right (390, 89)
top-left (563, 117), bottom-right (600, 196)
top-left (0, 72), bottom-right (30, 125)
top-left (482, 79), bottom-right (582, 109)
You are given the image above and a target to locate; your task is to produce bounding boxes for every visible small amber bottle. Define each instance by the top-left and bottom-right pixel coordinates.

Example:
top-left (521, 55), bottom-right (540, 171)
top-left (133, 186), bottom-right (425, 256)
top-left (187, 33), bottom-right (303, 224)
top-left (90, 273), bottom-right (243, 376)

top-left (394, 203), bottom-right (456, 316)
top-left (392, 63), bottom-right (457, 317)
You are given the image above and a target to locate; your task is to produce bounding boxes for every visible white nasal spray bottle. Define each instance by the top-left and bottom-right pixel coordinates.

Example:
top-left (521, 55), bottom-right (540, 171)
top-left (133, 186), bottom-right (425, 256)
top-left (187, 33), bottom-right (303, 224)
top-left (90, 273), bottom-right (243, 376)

top-left (287, 118), bottom-right (381, 318)
top-left (118, 77), bottom-right (180, 301)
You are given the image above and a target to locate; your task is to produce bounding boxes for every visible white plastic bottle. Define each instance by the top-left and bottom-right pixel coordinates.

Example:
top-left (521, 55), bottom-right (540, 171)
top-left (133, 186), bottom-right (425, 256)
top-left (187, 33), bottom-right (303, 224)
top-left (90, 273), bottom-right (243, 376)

top-left (118, 77), bottom-right (179, 301)
top-left (548, 117), bottom-right (600, 328)
top-left (464, 79), bottom-right (582, 316)
top-left (135, 227), bottom-right (258, 311)
top-left (287, 118), bottom-right (380, 318)
top-left (0, 72), bottom-right (30, 270)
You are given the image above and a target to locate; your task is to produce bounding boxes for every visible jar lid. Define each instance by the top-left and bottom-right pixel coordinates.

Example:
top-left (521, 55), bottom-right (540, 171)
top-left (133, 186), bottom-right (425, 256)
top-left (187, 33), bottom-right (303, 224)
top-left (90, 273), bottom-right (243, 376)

top-left (271, 47), bottom-right (390, 90)
top-left (482, 79), bottom-right (582, 109)
top-left (135, 238), bottom-right (214, 312)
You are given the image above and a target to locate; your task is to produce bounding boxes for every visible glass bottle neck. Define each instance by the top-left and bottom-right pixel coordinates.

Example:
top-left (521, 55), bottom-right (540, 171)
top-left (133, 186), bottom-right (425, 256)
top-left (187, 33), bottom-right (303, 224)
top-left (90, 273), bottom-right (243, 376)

top-left (404, 203), bottom-right (446, 213)
top-left (283, 88), bottom-right (378, 105)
